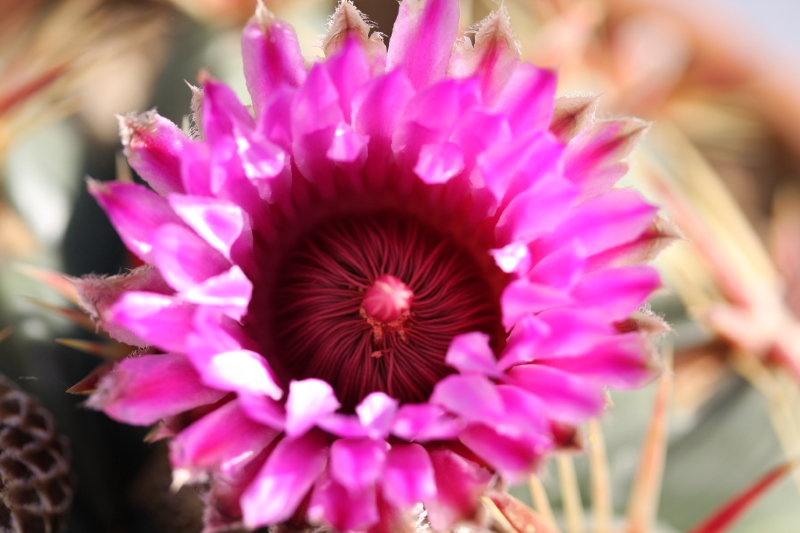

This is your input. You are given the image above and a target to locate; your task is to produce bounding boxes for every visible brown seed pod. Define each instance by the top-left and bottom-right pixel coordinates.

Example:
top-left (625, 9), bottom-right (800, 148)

top-left (0, 376), bottom-right (72, 533)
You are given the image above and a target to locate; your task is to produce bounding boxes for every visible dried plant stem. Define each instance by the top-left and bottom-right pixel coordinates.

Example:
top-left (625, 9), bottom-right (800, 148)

top-left (529, 474), bottom-right (562, 533)
top-left (729, 352), bottom-right (800, 497)
top-left (588, 418), bottom-right (613, 533)
top-left (625, 349), bottom-right (673, 533)
top-left (556, 454), bottom-right (584, 533)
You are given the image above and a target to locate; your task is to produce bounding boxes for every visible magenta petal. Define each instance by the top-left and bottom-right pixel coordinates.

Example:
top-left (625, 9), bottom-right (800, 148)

top-left (425, 448), bottom-right (492, 531)
top-left (235, 128), bottom-right (287, 187)
top-left (72, 266), bottom-right (172, 347)
top-left (459, 423), bottom-right (548, 481)
top-left (291, 64), bottom-right (343, 182)
top-left (573, 265), bottom-right (661, 320)
top-left (88, 180), bottom-right (184, 263)
top-left (171, 400), bottom-right (279, 479)
top-left (387, 0), bottom-right (460, 89)
top-left (448, 8), bottom-right (520, 104)
top-left (198, 349), bottom-right (282, 400)
top-left (496, 176), bottom-right (577, 243)
top-left (444, 331), bottom-right (500, 377)
top-left (492, 63), bottom-right (557, 135)
top-left (495, 385), bottom-right (549, 439)
top-left (285, 379), bottom-right (342, 437)
top-left (381, 443), bottom-right (436, 508)
top-left (317, 414), bottom-right (370, 439)
top-left (450, 108), bottom-right (512, 173)
top-left (326, 122), bottom-right (369, 163)
top-left (119, 110), bottom-right (187, 196)
top-left (202, 78), bottom-right (256, 144)
top-left (535, 308), bottom-right (613, 356)
top-left (414, 141), bottom-right (465, 184)
top-left (181, 266), bottom-right (253, 321)
top-left (323, 2), bottom-right (387, 73)
top-left (391, 403), bottom-right (463, 442)
top-left (478, 130), bottom-right (562, 202)
top-left (540, 333), bottom-right (652, 389)
top-left (151, 223), bottom-right (229, 292)
top-left (323, 35), bottom-right (371, 120)
top-left (529, 243), bottom-right (586, 290)
top-left (500, 278), bottom-right (573, 329)
top-left (352, 70), bottom-right (415, 177)
top-left (168, 194), bottom-right (250, 265)
top-left (181, 141), bottom-right (213, 197)
top-left (309, 474), bottom-right (379, 532)
top-left (547, 188), bottom-right (658, 257)
top-left (507, 365), bottom-right (605, 424)
top-left (497, 314), bottom-right (550, 371)
top-left (242, 6), bottom-right (306, 117)
top-left (241, 432), bottom-right (328, 528)
top-left (330, 438), bottom-right (387, 491)
top-left (87, 353), bottom-right (226, 426)
top-left (108, 292), bottom-right (195, 352)
top-left (490, 241), bottom-right (531, 275)
top-left (238, 393), bottom-right (286, 429)
top-left (564, 118), bottom-right (649, 198)
top-left (355, 392), bottom-right (398, 439)
top-left (430, 374), bottom-right (504, 425)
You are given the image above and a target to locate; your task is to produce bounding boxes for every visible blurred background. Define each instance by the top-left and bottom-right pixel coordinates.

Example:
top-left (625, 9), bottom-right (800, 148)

top-left (1, 0), bottom-right (799, 532)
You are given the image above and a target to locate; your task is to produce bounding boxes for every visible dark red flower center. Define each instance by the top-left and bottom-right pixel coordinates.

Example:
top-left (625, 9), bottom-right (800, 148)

top-left (271, 212), bottom-right (504, 410)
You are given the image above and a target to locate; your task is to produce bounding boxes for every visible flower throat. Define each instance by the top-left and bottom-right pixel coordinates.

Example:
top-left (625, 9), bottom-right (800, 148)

top-left (272, 213), bottom-right (503, 410)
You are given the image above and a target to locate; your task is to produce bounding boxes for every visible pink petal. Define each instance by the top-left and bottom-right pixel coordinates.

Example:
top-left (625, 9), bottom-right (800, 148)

top-left (498, 314), bottom-right (550, 371)
top-left (108, 292), bottom-right (195, 353)
top-left (291, 64), bottom-right (342, 182)
top-left (326, 122), bottom-right (369, 163)
top-left (507, 365), bottom-right (605, 424)
top-left (309, 474), bottom-right (379, 532)
top-left (323, 35), bottom-right (371, 120)
top-left (355, 392), bottom-right (399, 439)
top-left (391, 403), bottom-right (464, 442)
top-left (549, 95), bottom-right (598, 143)
top-left (387, 0), bottom-right (460, 89)
top-left (151, 223), bottom-right (229, 292)
top-left (242, 5), bottom-right (306, 117)
top-left (170, 400), bottom-right (279, 480)
top-left (450, 108), bottom-right (512, 173)
top-left (118, 110), bottom-right (187, 196)
top-left (448, 8), bottom-right (520, 104)
top-left (459, 423), bottom-right (548, 481)
top-left (199, 349), bottom-right (282, 400)
top-left (492, 63), bottom-right (557, 135)
top-left (352, 70), bottom-right (415, 178)
top-left (478, 130), bottom-right (563, 202)
top-left (540, 332), bottom-right (653, 389)
top-left (529, 243), bottom-right (587, 290)
top-left (235, 128), bottom-right (287, 187)
top-left (238, 392), bottom-right (286, 429)
top-left (564, 118), bottom-right (649, 198)
top-left (490, 241), bottom-right (532, 275)
top-left (444, 331), bottom-right (500, 377)
top-left (168, 194), bottom-right (251, 266)
top-left (322, 1), bottom-right (386, 74)
top-left (181, 266), bottom-right (253, 321)
top-left (495, 385), bottom-right (549, 439)
top-left (573, 265), bottom-right (661, 320)
top-left (425, 447), bottom-right (492, 531)
top-left (535, 308), bottom-right (615, 356)
top-left (180, 141), bottom-right (213, 197)
top-left (317, 413), bottom-right (371, 439)
top-left (392, 79), bottom-right (479, 169)
top-left (285, 379), bottom-right (342, 437)
top-left (72, 266), bottom-right (172, 347)
top-left (381, 443), bottom-right (436, 508)
top-left (88, 179), bottom-right (184, 263)
top-left (330, 438), bottom-right (387, 491)
top-left (86, 353), bottom-right (226, 426)
top-left (414, 141), bottom-right (465, 184)
top-left (544, 188), bottom-right (658, 257)
top-left (202, 78), bottom-right (255, 144)
top-left (241, 432), bottom-right (328, 528)
top-left (495, 176), bottom-right (577, 243)
top-left (500, 278), bottom-right (573, 329)
top-left (430, 374), bottom-right (504, 425)
top-left (588, 216), bottom-right (681, 269)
